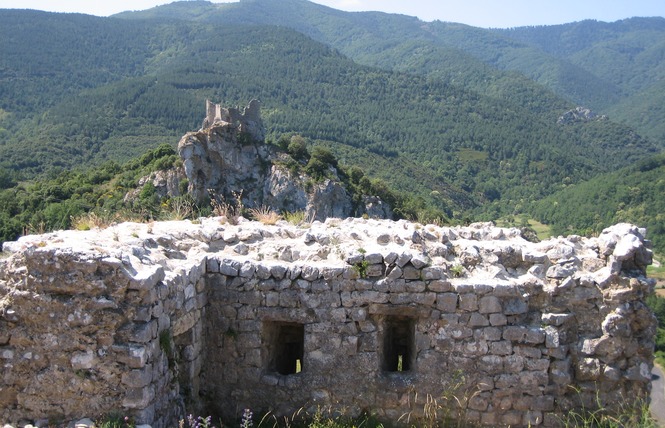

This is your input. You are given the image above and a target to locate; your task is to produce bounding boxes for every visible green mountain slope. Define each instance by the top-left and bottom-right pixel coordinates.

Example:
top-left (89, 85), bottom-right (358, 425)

top-left (530, 153), bottom-right (665, 254)
top-left (1, 13), bottom-right (658, 215)
top-left (116, 1), bottom-right (665, 141)
top-left (0, 10), bottom-right (155, 115)
top-left (494, 18), bottom-right (665, 139)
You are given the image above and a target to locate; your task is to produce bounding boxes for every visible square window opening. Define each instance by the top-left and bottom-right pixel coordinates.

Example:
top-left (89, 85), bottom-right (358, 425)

top-left (382, 317), bottom-right (415, 373)
top-left (266, 322), bottom-right (304, 375)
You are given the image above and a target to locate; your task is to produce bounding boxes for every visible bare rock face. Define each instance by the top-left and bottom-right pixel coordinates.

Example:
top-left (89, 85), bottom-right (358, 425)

top-left (557, 106), bottom-right (607, 125)
top-left (124, 167), bottom-right (187, 202)
top-left (176, 100), bottom-right (390, 220)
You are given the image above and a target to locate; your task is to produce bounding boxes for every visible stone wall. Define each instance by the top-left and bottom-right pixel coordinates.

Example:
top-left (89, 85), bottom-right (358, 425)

top-left (0, 218), bottom-right (656, 427)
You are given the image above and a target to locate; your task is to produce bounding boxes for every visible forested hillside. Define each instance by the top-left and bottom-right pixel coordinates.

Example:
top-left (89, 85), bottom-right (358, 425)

top-left (116, 0), bottom-right (665, 141)
top-left (530, 153), bottom-right (665, 254)
top-left (0, 3), bottom-right (663, 254)
top-left (2, 15), bottom-right (656, 202)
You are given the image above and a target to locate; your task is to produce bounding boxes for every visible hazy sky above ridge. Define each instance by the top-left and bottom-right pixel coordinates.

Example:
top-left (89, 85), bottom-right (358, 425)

top-left (0, 0), bottom-right (663, 28)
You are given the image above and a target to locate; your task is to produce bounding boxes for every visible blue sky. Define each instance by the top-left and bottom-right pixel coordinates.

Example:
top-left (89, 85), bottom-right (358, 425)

top-left (0, 0), bottom-right (663, 28)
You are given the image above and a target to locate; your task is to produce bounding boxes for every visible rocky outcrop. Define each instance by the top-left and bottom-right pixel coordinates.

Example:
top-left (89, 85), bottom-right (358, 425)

top-left (0, 219), bottom-right (656, 427)
top-left (124, 167), bottom-right (187, 202)
top-left (557, 106), bottom-right (607, 125)
top-left (176, 100), bottom-right (391, 220)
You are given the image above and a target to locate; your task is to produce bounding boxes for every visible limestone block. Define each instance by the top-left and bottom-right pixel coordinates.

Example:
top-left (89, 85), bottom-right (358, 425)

top-left (131, 320), bottom-right (158, 344)
top-left (122, 365), bottom-right (153, 388)
top-left (366, 264), bottom-right (385, 278)
top-left (402, 266), bottom-right (421, 280)
top-left (503, 297), bottom-right (527, 315)
top-left (239, 262), bottom-right (255, 278)
top-left (475, 326), bottom-right (502, 341)
top-left (396, 252), bottom-right (412, 267)
top-left (459, 294), bottom-right (478, 312)
top-left (495, 373), bottom-right (520, 389)
top-left (546, 263), bottom-right (577, 279)
top-left (388, 293), bottom-right (415, 305)
top-left (461, 340), bottom-right (488, 356)
top-left (123, 385), bottom-right (155, 409)
top-left (436, 293), bottom-right (457, 312)
top-left (501, 411), bottom-right (523, 426)
top-left (541, 313), bottom-right (573, 326)
top-left (428, 280), bottom-right (451, 292)
top-left (478, 355), bottom-right (503, 374)
top-left (412, 292), bottom-right (436, 306)
top-left (468, 394), bottom-right (489, 411)
top-left (405, 281), bottom-right (426, 292)
top-left (468, 313), bottom-right (489, 327)
top-left (386, 266), bottom-right (402, 281)
top-left (270, 265), bottom-right (287, 279)
top-left (601, 312), bottom-right (632, 337)
top-left (206, 257), bottom-right (220, 273)
top-left (522, 249), bottom-right (547, 264)
top-left (613, 234), bottom-right (641, 261)
top-left (172, 310), bottom-right (201, 336)
top-left (75, 418), bottom-right (95, 428)
top-left (255, 264), bottom-right (271, 279)
top-left (300, 266), bottom-right (320, 281)
top-left (219, 259), bottom-right (239, 276)
top-left (489, 313), bottom-right (507, 326)
top-left (480, 412), bottom-right (497, 426)
top-left (410, 254), bottom-right (429, 269)
top-left (383, 252), bottom-right (398, 265)
top-left (490, 341), bottom-right (512, 356)
top-left (576, 357), bottom-right (601, 380)
top-left (491, 284), bottom-right (521, 297)
top-left (364, 252), bottom-right (383, 264)
top-left (479, 295), bottom-right (501, 314)
top-left (546, 244), bottom-right (574, 261)
top-left (526, 358), bottom-right (550, 371)
top-left (289, 266), bottom-right (302, 280)
top-left (71, 350), bottom-right (95, 370)
top-left (421, 267), bottom-right (442, 280)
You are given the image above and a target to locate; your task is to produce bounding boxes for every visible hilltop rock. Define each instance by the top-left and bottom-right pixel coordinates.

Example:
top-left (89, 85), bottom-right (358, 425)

top-left (557, 106), bottom-right (607, 125)
top-left (172, 100), bottom-right (392, 220)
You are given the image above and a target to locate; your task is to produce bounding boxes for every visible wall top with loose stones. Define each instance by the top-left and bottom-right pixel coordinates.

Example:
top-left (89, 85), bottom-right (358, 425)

top-left (0, 216), bottom-right (653, 295)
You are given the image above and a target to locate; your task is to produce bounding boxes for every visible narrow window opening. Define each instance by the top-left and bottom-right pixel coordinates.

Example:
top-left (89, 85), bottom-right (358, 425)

top-left (270, 323), bottom-right (304, 375)
top-left (383, 317), bottom-right (414, 373)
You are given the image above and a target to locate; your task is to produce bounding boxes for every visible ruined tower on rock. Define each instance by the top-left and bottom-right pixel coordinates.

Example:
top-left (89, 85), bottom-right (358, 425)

top-left (201, 99), bottom-right (265, 142)
top-left (178, 100), bottom-right (392, 220)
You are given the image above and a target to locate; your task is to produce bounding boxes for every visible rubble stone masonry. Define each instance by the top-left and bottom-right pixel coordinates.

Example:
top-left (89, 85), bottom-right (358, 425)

top-left (0, 218), bottom-right (656, 427)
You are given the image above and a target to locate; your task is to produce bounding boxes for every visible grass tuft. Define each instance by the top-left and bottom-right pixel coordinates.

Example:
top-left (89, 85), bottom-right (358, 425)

top-left (249, 206), bottom-right (282, 225)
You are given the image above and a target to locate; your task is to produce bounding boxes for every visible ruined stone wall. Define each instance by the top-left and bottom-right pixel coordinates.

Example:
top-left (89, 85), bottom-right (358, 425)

top-left (0, 219), bottom-right (656, 427)
top-left (202, 99), bottom-right (264, 142)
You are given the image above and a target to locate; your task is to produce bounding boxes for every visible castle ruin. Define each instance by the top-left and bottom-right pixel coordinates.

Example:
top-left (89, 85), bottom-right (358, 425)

top-left (0, 217), bottom-right (656, 427)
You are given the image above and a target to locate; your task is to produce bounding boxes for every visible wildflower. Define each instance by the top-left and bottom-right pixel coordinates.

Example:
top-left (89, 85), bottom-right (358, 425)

top-left (241, 408), bottom-right (253, 428)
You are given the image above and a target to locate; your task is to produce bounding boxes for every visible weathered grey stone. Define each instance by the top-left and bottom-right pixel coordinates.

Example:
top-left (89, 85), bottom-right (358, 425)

top-left (489, 313), bottom-right (507, 326)
top-left (459, 294), bottom-right (478, 312)
top-left (122, 385), bottom-right (155, 409)
top-left (220, 260), bottom-right (239, 276)
top-left (71, 350), bottom-right (95, 370)
top-left (479, 295), bottom-right (501, 314)
top-left (503, 297), bottom-right (527, 315)
top-left (468, 313), bottom-right (489, 327)
top-left (0, 216), bottom-right (654, 428)
top-left (436, 293), bottom-right (458, 312)
top-left (122, 365), bottom-right (153, 388)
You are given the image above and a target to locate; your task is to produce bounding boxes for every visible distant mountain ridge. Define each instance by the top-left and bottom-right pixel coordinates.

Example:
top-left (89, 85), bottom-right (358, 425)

top-left (0, 2), bottom-right (663, 251)
top-left (114, 0), bottom-right (665, 141)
